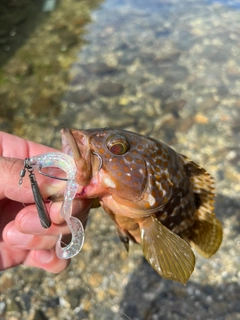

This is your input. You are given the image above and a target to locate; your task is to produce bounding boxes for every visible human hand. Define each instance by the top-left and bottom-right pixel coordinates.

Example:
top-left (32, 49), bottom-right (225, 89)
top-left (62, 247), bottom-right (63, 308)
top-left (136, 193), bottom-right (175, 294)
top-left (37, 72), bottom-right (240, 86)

top-left (0, 132), bottom-right (92, 272)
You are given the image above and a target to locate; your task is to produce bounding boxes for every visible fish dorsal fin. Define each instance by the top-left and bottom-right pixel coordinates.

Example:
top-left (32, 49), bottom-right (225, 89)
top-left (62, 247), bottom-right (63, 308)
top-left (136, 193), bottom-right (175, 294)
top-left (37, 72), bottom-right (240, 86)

top-left (180, 155), bottom-right (222, 258)
top-left (139, 215), bottom-right (195, 284)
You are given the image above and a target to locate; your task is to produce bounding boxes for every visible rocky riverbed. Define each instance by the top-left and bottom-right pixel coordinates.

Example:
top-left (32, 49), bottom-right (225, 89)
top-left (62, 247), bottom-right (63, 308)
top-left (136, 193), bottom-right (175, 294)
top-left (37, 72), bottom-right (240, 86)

top-left (1, 0), bottom-right (240, 319)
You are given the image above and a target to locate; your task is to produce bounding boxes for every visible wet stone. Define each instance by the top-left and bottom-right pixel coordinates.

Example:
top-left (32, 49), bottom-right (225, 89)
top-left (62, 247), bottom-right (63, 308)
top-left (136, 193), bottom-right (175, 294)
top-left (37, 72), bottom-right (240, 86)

top-left (19, 291), bottom-right (32, 311)
top-left (0, 301), bottom-right (6, 314)
top-left (226, 65), bottom-right (240, 80)
top-left (153, 52), bottom-right (181, 64)
top-left (162, 99), bottom-right (186, 118)
top-left (74, 309), bottom-right (89, 319)
top-left (82, 63), bottom-right (118, 75)
top-left (231, 120), bottom-right (240, 134)
top-left (65, 288), bottom-right (86, 309)
top-left (70, 74), bottom-right (87, 86)
top-left (175, 30), bottom-right (198, 50)
top-left (198, 96), bottom-right (219, 111)
top-left (164, 65), bottom-right (188, 83)
top-left (31, 96), bottom-right (60, 117)
top-left (97, 82), bottom-right (124, 96)
top-left (225, 313), bottom-right (240, 320)
top-left (59, 31), bottom-right (79, 51)
top-left (143, 83), bottom-right (178, 100)
top-left (155, 28), bottom-right (172, 38)
top-left (202, 45), bottom-right (228, 63)
top-left (6, 300), bottom-right (22, 313)
top-left (217, 85), bottom-right (229, 97)
top-left (118, 50), bottom-right (138, 65)
top-left (44, 297), bottom-right (59, 308)
top-left (231, 302), bottom-right (240, 312)
top-left (0, 119), bottom-right (12, 132)
top-left (33, 310), bottom-right (48, 320)
top-left (68, 89), bottom-right (94, 104)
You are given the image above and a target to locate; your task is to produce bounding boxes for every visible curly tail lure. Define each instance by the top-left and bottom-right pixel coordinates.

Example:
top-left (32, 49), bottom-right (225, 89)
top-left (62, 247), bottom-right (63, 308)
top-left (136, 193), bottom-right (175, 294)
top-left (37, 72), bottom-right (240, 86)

top-left (19, 152), bottom-right (85, 259)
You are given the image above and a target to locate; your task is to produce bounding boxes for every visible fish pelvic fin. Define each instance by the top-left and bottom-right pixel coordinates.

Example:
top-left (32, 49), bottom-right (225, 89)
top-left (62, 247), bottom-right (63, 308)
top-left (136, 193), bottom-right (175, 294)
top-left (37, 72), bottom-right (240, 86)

top-left (180, 155), bottom-right (223, 257)
top-left (139, 215), bottom-right (195, 285)
top-left (116, 227), bottom-right (129, 251)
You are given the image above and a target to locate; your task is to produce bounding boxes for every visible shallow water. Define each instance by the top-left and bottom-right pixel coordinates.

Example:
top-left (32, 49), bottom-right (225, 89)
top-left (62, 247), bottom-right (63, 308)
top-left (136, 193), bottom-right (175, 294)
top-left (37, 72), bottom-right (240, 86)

top-left (1, 0), bottom-right (240, 319)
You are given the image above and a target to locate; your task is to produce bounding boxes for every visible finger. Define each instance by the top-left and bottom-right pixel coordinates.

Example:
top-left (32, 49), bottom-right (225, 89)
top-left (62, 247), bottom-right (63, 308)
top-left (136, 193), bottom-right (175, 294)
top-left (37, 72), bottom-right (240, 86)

top-left (0, 242), bottom-right (70, 273)
top-left (3, 221), bottom-right (58, 250)
top-left (15, 203), bottom-right (70, 236)
top-left (14, 200), bottom-right (91, 235)
top-left (0, 198), bottom-right (23, 236)
top-left (0, 242), bottom-right (29, 270)
top-left (23, 249), bottom-right (70, 273)
top-left (0, 157), bottom-right (67, 202)
top-left (0, 131), bottom-right (56, 158)
top-left (49, 199), bottom-right (93, 224)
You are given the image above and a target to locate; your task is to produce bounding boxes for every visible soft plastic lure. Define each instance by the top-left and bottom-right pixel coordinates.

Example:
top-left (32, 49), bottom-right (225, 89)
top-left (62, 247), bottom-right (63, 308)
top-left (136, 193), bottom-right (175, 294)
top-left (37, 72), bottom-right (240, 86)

top-left (19, 152), bottom-right (85, 259)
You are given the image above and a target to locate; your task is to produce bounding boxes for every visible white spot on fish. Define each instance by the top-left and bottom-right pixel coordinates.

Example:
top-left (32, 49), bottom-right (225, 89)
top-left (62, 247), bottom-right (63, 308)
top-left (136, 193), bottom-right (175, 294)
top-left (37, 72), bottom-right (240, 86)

top-left (103, 177), bottom-right (116, 188)
top-left (126, 173), bottom-right (131, 176)
top-left (147, 194), bottom-right (156, 206)
top-left (156, 181), bottom-right (161, 188)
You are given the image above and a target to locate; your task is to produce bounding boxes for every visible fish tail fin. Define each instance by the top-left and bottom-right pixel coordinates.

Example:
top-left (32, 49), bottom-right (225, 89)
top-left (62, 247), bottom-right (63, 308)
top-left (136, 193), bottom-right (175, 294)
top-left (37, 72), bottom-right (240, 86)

top-left (139, 215), bottom-right (195, 284)
top-left (180, 155), bottom-right (223, 258)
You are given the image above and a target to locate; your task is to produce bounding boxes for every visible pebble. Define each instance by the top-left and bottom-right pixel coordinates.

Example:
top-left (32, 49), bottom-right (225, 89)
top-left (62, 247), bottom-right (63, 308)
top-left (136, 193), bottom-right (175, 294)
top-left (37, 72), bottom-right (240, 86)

top-left (97, 81), bottom-right (124, 96)
top-left (82, 63), bottom-right (118, 75)
top-left (67, 89), bottom-right (94, 104)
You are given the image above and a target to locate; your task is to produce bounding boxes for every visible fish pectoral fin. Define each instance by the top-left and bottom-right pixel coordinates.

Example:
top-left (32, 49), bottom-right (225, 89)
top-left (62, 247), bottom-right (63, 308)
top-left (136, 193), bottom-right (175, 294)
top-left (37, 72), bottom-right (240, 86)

top-left (187, 216), bottom-right (222, 258)
top-left (139, 215), bottom-right (195, 285)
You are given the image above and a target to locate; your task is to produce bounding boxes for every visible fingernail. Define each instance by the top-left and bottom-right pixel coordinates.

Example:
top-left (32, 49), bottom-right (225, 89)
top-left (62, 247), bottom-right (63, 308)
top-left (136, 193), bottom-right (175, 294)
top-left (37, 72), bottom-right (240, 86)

top-left (35, 250), bottom-right (54, 264)
top-left (6, 225), bottom-right (32, 246)
top-left (20, 212), bottom-right (46, 234)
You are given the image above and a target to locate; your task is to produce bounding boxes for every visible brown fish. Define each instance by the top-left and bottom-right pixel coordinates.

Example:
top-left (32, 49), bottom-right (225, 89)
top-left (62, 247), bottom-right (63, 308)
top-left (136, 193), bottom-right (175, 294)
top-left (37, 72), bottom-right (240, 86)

top-left (61, 128), bottom-right (222, 284)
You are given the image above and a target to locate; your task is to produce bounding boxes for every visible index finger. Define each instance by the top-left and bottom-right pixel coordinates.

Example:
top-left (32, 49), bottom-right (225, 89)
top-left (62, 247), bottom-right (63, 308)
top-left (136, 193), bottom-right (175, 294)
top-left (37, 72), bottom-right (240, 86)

top-left (0, 132), bottom-right (64, 202)
top-left (0, 131), bottom-right (55, 158)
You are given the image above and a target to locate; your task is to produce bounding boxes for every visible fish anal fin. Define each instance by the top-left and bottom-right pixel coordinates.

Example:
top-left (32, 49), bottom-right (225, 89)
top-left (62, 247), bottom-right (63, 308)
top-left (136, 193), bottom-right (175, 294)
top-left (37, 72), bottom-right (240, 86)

top-left (187, 217), bottom-right (222, 258)
top-left (139, 215), bottom-right (195, 285)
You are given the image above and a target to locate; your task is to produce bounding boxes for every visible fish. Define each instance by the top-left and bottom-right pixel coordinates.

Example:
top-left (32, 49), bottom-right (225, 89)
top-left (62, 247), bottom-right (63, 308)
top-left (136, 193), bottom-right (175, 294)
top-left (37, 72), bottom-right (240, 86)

top-left (61, 127), bottom-right (223, 284)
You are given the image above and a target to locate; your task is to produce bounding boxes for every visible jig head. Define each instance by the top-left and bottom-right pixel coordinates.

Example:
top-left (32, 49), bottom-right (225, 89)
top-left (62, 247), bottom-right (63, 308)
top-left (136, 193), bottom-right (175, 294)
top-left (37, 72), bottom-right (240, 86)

top-left (19, 159), bottom-right (51, 228)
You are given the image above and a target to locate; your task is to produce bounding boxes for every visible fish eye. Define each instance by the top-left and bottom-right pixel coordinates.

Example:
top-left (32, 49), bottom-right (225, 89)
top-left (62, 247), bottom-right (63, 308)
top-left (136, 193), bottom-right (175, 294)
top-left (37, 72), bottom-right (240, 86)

top-left (106, 134), bottom-right (129, 155)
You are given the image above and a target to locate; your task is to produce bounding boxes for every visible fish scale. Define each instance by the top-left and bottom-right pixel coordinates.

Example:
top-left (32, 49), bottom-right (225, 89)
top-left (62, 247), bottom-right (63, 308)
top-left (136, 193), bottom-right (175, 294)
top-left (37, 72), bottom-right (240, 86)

top-left (61, 128), bottom-right (223, 284)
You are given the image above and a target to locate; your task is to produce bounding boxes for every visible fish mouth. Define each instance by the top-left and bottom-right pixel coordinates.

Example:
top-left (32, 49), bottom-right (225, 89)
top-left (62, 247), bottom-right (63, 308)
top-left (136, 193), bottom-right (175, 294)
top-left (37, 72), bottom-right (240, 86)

top-left (61, 128), bottom-right (94, 187)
